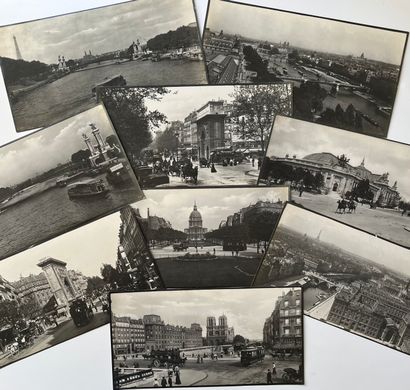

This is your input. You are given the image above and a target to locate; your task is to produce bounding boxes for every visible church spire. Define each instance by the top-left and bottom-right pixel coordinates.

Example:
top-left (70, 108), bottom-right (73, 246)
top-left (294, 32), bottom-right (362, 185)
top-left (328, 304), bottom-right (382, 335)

top-left (193, 201), bottom-right (197, 211)
top-left (360, 157), bottom-right (365, 167)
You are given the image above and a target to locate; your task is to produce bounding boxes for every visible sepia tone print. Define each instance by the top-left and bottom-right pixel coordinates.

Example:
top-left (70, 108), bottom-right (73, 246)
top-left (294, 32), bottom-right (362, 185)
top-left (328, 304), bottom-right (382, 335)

top-left (110, 287), bottom-right (303, 387)
top-left (259, 115), bottom-right (410, 248)
top-left (253, 203), bottom-right (410, 356)
top-left (99, 84), bottom-right (292, 188)
top-left (203, 0), bottom-right (408, 137)
top-left (0, 104), bottom-right (143, 260)
top-left (0, 0), bottom-right (207, 131)
top-left (0, 210), bottom-right (162, 369)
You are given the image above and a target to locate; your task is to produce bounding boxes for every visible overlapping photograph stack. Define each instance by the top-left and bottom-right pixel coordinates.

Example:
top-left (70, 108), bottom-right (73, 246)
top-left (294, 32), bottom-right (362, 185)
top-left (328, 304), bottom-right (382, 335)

top-left (0, 0), bottom-right (409, 388)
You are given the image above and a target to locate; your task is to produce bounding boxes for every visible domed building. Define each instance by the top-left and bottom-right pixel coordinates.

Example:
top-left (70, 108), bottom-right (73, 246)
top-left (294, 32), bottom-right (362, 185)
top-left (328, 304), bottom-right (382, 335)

top-left (184, 202), bottom-right (207, 244)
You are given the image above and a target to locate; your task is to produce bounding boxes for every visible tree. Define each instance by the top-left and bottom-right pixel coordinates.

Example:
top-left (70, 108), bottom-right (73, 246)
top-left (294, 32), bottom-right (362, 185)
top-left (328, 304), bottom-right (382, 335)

top-left (71, 149), bottom-right (91, 167)
top-left (244, 209), bottom-right (280, 253)
top-left (230, 85), bottom-right (292, 154)
top-left (0, 300), bottom-right (22, 328)
top-left (147, 26), bottom-right (200, 51)
top-left (154, 122), bottom-right (183, 153)
top-left (293, 82), bottom-right (327, 121)
top-left (242, 46), bottom-right (279, 82)
top-left (100, 264), bottom-right (132, 289)
top-left (86, 276), bottom-right (107, 295)
top-left (233, 334), bottom-right (246, 350)
top-left (98, 88), bottom-right (170, 166)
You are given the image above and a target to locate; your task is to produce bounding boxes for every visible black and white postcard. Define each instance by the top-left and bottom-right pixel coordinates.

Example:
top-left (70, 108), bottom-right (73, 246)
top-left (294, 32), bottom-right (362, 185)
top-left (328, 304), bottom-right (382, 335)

top-left (0, 210), bottom-right (162, 369)
top-left (253, 203), bottom-right (410, 356)
top-left (128, 186), bottom-right (288, 288)
top-left (0, 0), bottom-right (207, 132)
top-left (99, 84), bottom-right (292, 188)
top-left (259, 115), bottom-right (410, 248)
top-left (110, 287), bottom-right (304, 388)
top-left (203, 0), bottom-right (408, 137)
top-left (0, 104), bottom-right (143, 260)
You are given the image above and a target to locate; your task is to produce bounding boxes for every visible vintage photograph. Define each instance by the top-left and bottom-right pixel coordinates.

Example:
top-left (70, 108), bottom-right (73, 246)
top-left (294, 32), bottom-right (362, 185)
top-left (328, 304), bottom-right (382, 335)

top-left (203, 0), bottom-right (408, 137)
top-left (98, 84), bottom-right (292, 188)
top-left (0, 209), bottom-right (162, 369)
top-left (253, 203), bottom-right (410, 356)
top-left (259, 115), bottom-right (410, 248)
top-left (128, 186), bottom-right (289, 287)
top-left (110, 287), bottom-right (303, 388)
top-left (0, 0), bottom-right (207, 131)
top-left (0, 104), bottom-right (143, 260)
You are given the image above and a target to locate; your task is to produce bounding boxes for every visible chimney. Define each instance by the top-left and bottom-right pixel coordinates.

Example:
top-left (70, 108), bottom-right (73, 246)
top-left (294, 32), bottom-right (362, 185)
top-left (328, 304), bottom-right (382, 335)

top-left (147, 208), bottom-right (150, 218)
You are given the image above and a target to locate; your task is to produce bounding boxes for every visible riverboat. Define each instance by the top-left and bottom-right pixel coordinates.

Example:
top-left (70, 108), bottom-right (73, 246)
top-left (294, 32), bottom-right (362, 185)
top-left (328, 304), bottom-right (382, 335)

top-left (67, 179), bottom-right (109, 200)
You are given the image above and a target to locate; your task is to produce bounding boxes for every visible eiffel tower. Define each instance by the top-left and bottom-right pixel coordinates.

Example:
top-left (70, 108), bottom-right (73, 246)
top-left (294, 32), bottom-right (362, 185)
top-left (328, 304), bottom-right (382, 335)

top-left (13, 35), bottom-right (23, 60)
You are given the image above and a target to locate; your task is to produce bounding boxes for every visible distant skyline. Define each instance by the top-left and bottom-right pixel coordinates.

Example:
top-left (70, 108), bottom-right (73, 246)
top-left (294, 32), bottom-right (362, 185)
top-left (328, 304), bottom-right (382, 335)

top-left (112, 288), bottom-right (294, 340)
top-left (276, 204), bottom-right (410, 278)
top-left (0, 0), bottom-right (197, 64)
top-left (206, 0), bottom-right (407, 65)
top-left (133, 187), bottom-right (288, 231)
top-left (266, 116), bottom-right (410, 200)
top-left (0, 211), bottom-right (121, 282)
top-left (0, 105), bottom-right (114, 187)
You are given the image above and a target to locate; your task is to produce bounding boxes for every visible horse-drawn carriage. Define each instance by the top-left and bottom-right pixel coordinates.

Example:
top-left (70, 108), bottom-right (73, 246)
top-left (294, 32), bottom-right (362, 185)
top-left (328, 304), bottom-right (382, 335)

top-left (144, 349), bottom-right (187, 368)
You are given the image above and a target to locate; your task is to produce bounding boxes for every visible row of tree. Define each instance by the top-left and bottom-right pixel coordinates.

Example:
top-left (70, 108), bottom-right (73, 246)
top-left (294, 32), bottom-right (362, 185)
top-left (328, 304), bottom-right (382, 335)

top-left (147, 26), bottom-right (199, 52)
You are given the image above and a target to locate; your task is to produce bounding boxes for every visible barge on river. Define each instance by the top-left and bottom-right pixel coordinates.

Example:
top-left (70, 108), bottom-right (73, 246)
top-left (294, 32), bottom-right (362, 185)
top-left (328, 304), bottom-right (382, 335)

top-left (67, 179), bottom-right (109, 200)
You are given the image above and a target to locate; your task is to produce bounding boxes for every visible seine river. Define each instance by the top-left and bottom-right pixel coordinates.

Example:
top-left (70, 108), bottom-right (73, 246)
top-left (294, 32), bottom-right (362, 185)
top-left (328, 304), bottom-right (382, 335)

top-left (11, 59), bottom-right (208, 131)
top-left (0, 174), bottom-right (140, 260)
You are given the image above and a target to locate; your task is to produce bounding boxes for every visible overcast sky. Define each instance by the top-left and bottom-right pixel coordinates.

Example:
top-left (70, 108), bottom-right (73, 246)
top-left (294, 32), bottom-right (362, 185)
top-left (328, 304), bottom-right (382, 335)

top-left (145, 85), bottom-right (235, 133)
top-left (0, 211), bottom-right (120, 282)
top-left (111, 287), bottom-right (296, 340)
top-left (206, 0), bottom-right (407, 65)
top-left (0, 0), bottom-right (197, 64)
top-left (0, 105), bottom-right (115, 187)
top-left (266, 116), bottom-right (410, 200)
top-left (274, 204), bottom-right (410, 278)
top-left (133, 187), bottom-right (288, 231)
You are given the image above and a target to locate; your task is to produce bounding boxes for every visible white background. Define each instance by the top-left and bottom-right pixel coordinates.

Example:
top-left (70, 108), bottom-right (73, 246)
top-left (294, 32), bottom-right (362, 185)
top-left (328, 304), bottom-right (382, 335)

top-left (0, 0), bottom-right (409, 389)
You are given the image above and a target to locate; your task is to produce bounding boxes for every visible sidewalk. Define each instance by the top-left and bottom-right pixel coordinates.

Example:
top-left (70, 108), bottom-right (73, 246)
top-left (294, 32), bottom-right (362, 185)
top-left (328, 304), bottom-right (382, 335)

top-left (122, 369), bottom-right (207, 388)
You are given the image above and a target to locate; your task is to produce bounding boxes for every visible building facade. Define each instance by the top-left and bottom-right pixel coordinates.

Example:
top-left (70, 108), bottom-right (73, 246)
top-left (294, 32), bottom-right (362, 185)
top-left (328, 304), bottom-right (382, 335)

top-left (263, 289), bottom-right (303, 354)
top-left (12, 273), bottom-right (53, 318)
top-left (118, 206), bottom-right (161, 290)
top-left (266, 153), bottom-right (400, 207)
top-left (112, 316), bottom-right (146, 354)
top-left (0, 275), bottom-right (16, 302)
top-left (206, 315), bottom-right (235, 346)
top-left (184, 203), bottom-right (208, 244)
top-left (196, 101), bottom-right (226, 160)
top-left (143, 314), bottom-right (203, 350)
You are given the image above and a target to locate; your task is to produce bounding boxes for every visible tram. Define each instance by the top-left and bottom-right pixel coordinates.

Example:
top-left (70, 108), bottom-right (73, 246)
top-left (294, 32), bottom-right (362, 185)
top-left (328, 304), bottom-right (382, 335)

top-left (240, 346), bottom-right (265, 366)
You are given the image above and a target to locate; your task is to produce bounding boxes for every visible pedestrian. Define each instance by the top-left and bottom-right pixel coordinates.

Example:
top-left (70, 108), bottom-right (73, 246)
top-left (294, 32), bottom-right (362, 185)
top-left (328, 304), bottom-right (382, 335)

top-left (267, 369), bottom-right (273, 384)
top-left (257, 158), bottom-right (262, 170)
top-left (211, 163), bottom-right (217, 173)
top-left (252, 156), bottom-right (255, 167)
top-left (213, 248), bottom-right (216, 255)
top-left (272, 361), bottom-right (277, 377)
top-left (161, 376), bottom-right (167, 387)
top-left (175, 371), bottom-right (181, 385)
top-left (168, 376), bottom-right (173, 387)
top-left (154, 378), bottom-right (160, 387)
top-left (200, 356), bottom-right (203, 363)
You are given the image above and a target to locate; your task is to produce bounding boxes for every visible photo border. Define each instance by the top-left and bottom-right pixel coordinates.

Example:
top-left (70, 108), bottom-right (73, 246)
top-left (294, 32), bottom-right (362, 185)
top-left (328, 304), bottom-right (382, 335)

top-left (251, 201), bottom-right (410, 357)
top-left (108, 285), bottom-right (305, 389)
top-left (0, 102), bottom-right (145, 262)
top-left (0, 0), bottom-right (209, 133)
top-left (202, 0), bottom-right (410, 139)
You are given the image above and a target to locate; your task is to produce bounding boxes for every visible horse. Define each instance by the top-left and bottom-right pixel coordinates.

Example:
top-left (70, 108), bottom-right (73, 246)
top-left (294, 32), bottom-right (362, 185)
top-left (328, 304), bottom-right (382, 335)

top-left (335, 199), bottom-right (347, 214)
top-left (347, 200), bottom-right (356, 214)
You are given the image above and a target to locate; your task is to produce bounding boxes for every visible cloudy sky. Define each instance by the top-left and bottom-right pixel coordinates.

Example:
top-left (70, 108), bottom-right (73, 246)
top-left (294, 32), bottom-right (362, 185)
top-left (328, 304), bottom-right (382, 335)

top-left (111, 287), bottom-right (296, 340)
top-left (0, 211), bottom-right (121, 282)
top-left (266, 116), bottom-right (410, 200)
top-left (274, 204), bottom-right (410, 278)
top-left (207, 0), bottom-right (407, 65)
top-left (133, 187), bottom-right (288, 231)
top-left (145, 85), bottom-right (235, 133)
top-left (0, 105), bottom-right (115, 187)
top-left (0, 0), bottom-right (197, 64)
